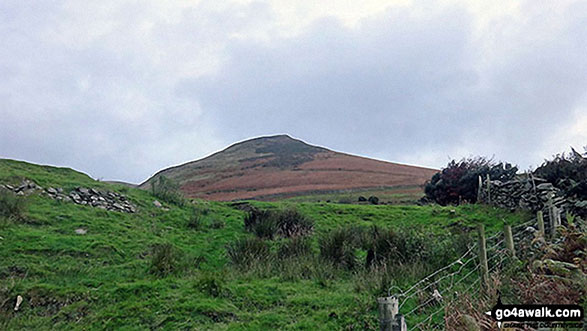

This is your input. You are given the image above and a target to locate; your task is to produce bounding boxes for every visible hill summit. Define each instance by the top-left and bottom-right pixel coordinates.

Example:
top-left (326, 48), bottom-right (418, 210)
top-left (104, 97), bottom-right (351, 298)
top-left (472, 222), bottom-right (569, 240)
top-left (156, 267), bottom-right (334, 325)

top-left (140, 135), bottom-right (437, 201)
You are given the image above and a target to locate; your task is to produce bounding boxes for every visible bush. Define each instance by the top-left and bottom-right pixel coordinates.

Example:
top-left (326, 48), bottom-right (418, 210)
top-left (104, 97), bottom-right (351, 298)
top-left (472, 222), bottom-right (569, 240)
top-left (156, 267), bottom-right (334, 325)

top-left (0, 189), bottom-right (27, 221)
top-left (534, 147), bottom-right (587, 186)
top-left (226, 237), bottom-right (270, 267)
top-left (244, 207), bottom-right (314, 239)
top-left (277, 237), bottom-right (313, 259)
top-left (319, 228), bottom-right (359, 270)
top-left (425, 157), bottom-right (517, 205)
top-left (367, 196), bottom-right (379, 205)
top-left (150, 176), bottom-right (186, 206)
top-left (149, 243), bottom-right (183, 276)
top-left (534, 147), bottom-right (587, 217)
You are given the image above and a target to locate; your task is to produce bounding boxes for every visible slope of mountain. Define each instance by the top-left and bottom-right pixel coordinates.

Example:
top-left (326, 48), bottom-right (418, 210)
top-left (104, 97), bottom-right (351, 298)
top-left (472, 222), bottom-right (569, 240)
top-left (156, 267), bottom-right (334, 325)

top-left (140, 135), bottom-right (438, 201)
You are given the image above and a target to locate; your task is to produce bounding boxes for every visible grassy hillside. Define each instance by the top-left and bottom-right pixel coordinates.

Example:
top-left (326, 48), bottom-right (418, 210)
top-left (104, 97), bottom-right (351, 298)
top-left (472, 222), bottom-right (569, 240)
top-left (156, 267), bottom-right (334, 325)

top-left (0, 159), bottom-right (529, 330)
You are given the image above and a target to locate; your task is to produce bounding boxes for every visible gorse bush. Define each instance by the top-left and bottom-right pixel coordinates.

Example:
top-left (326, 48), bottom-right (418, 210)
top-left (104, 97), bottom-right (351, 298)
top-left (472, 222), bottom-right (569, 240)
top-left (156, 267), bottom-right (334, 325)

top-left (149, 243), bottom-right (183, 276)
top-left (150, 176), bottom-right (186, 206)
top-left (0, 189), bottom-right (27, 221)
top-left (425, 157), bottom-right (518, 205)
top-left (244, 207), bottom-right (314, 239)
top-left (226, 237), bottom-right (270, 267)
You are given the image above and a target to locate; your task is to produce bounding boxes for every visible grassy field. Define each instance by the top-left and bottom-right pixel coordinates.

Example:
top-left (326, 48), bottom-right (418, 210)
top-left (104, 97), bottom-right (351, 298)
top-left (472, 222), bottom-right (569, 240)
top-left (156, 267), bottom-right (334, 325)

top-left (0, 159), bottom-right (530, 330)
top-left (281, 186), bottom-right (425, 205)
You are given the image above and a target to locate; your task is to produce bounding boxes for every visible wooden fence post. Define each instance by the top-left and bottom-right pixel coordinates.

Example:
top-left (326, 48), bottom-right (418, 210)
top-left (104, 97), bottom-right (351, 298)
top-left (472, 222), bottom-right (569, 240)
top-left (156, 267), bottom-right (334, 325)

top-left (537, 211), bottom-right (545, 238)
top-left (477, 224), bottom-right (489, 290)
top-left (477, 176), bottom-right (483, 203)
top-left (486, 175), bottom-right (491, 204)
top-left (377, 296), bottom-right (398, 331)
top-left (553, 207), bottom-right (561, 228)
top-left (547, 194), bottom-right (555, 237)
top-left (504, 225), bottom-right (515, 258)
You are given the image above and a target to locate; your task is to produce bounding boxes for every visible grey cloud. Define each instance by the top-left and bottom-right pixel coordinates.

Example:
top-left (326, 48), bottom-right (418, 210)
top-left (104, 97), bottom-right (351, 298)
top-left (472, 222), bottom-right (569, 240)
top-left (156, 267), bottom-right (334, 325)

top-left (177, 2), bottom-right (587, 170)
top-left (1, 1), bottom-right (586, 183)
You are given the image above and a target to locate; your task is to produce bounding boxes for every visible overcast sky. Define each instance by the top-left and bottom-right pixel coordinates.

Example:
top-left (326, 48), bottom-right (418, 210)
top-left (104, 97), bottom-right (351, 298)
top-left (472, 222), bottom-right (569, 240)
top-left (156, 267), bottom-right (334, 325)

top-left (1, 0), bottom-right (586, 183)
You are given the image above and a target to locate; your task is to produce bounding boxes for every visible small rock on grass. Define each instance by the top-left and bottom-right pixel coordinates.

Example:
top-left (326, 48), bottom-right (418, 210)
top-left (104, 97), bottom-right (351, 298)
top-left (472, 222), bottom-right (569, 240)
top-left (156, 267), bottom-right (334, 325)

top-left (75, 228), bottom-right (87, 235)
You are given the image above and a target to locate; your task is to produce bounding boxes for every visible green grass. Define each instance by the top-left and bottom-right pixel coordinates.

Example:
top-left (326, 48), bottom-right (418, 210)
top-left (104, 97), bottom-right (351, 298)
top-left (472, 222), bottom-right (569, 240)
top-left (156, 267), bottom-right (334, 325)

top-left (282, 186), bottom-right (425, 204)
top-left (0, 158), bottom-right (530, 330)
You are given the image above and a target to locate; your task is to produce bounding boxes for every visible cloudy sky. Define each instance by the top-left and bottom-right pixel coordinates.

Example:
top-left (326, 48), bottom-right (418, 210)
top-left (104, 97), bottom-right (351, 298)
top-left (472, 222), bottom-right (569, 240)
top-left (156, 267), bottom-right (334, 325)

top-left (1, 0), bottom-right (586, 183)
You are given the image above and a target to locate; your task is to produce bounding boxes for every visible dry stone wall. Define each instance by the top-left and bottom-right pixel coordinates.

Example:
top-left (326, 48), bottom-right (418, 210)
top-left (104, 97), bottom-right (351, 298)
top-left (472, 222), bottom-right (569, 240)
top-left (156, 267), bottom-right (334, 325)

top-left (2, 180), bottom-right (136, 213)
top-left (478, 175), bottom-right (586, 220)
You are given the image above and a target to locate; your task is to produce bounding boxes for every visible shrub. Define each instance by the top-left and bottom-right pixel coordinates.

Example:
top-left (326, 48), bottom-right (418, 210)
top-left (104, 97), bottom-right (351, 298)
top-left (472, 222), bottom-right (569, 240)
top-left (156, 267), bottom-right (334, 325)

top-left (149, 243), bottom-right (183, 276)
top-left (534, 147), bottom-right (587, 217)
top-left (425, 157), bottom-right (517, 205)
top-left (244, 207), bottom-right (314, 239)
top-left (277, 237), bottom-right (313, 259)
top-left (367, 196), bottom-right (379, 205)
top-left (319, 228), bottom-right (359, 270)
top-left (150, 176), bottom-right (186, 206)
top-left (0, 189), bottom-right (27, 221)
top-left (226, 237), bottom-right (270, 267)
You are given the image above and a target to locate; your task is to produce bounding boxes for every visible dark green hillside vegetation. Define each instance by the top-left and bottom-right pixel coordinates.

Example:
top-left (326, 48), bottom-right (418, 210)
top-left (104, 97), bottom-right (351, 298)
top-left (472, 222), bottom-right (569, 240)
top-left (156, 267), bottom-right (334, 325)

top-left (0, 158), bottom-right (529, 329)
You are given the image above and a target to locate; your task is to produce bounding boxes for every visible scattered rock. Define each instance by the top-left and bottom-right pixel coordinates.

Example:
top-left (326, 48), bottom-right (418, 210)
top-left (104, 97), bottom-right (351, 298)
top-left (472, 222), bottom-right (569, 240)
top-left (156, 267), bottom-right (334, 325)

top-left (3, 180), bottom-right (137, 213)
top-left (14, 295), bottom-right (23, 311)
top-left (75, 228), bottom-right (87, 235)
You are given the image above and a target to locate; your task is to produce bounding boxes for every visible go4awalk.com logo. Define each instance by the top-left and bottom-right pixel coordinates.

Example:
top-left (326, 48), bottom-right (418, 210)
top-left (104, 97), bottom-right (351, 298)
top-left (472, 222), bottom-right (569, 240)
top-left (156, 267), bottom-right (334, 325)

top-left (486, 297), bottom-right (584, 329)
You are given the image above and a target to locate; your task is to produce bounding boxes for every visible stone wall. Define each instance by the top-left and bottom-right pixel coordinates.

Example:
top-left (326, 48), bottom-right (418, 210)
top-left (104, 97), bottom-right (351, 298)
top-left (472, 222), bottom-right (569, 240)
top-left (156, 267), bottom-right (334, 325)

top-left (2, 180), bottom-right (136, 213)
top-left (478, 175), bottom-right (586, 220)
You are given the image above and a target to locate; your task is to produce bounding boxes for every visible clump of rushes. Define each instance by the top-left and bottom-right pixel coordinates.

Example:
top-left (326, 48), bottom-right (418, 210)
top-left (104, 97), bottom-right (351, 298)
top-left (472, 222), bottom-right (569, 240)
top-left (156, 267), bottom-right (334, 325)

top-left (277, 237), bottom-right (313, 259)
top-left (226, 237), bottom-right (270, 267)
top-left (149, 243), bottom-right (183, 276)
top-left (0, 188), bottom-right (27, 222)
top-left (244, 207), bottom-right (314, 239)
top-left (319, 227), bottom-right (359, 270)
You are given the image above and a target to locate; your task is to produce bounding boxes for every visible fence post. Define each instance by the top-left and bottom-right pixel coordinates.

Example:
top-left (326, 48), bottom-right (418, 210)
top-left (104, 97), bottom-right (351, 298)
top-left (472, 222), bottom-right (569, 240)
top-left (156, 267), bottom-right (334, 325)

top-left (477, 175), bottom-right (483, 203)
top-left (537, 211), bottom-right (545, 238)
top-left (486, 175), bottom-right (491, 204)
top-left (504, 225), bottom-right (515, 258)
top-left (547, 194), bottom-right (555, 237)
top-left (477, 224), bottom-right (489, 291)
top-left (377, 296), bottom-right (398, 331)
top-left (553, 207), bottom-right (561, 228)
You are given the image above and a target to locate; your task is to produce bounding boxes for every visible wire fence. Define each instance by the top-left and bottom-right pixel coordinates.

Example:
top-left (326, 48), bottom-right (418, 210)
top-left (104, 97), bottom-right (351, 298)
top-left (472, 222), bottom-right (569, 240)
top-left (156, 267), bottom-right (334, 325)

top-left (386, 216), bottom-right (540, 330)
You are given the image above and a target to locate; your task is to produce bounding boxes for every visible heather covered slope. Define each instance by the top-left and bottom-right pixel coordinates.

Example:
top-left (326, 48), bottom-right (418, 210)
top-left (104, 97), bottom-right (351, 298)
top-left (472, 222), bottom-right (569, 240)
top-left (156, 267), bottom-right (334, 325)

top-left (140, 135), bottom-right (437, 201)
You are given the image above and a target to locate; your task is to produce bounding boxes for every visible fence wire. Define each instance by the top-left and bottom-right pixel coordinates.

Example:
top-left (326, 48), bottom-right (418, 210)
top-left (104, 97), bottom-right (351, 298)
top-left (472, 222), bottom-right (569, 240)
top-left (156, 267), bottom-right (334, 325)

top-left (391, 218), bottom-right (538, 330)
